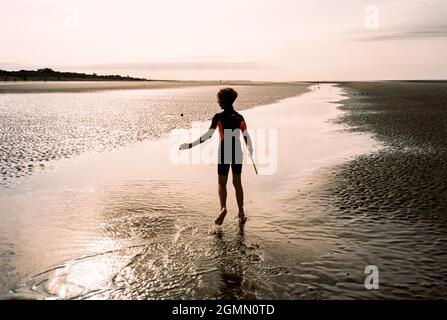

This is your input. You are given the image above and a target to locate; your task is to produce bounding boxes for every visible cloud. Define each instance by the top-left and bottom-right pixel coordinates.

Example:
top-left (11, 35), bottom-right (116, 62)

top-left (355, 30), bottom-right (447, 41)
top-left (73, 61), bottom-right (268, 71)
top-left (354, 21), bottom-right (447, 42)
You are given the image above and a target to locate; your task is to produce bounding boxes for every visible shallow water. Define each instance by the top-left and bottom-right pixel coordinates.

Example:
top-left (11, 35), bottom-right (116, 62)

top-left (0, 83), bottom-right (306, 185)
top-left (1, 83), bottom-right (401, 299)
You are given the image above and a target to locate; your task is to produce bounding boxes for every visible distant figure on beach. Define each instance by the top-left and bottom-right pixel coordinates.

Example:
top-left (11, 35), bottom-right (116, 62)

top-left (180, 88), bottom-right (253, 225)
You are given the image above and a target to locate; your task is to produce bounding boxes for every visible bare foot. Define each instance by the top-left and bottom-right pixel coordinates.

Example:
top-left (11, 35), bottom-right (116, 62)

top-left (238, 212), bottom-right (247, 225)
top-left (215, 207), bottom-right (227, 225)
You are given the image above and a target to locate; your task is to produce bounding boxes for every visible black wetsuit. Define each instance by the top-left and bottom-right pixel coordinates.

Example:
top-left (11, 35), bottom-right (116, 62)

top-left (210, 108), bottom-right (247, 176)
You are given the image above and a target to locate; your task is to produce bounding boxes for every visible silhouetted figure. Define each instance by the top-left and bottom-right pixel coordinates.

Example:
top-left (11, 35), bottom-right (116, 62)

top-left (180, 88), bottom-right (253, 225)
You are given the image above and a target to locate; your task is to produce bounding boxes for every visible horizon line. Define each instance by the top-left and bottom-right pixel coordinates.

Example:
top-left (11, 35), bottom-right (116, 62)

top-left (1, 67), bottom-right (446, 83)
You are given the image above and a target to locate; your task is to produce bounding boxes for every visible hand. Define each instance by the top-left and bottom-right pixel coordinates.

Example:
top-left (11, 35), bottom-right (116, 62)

top-left (179, 143), bottom-right (191, 151)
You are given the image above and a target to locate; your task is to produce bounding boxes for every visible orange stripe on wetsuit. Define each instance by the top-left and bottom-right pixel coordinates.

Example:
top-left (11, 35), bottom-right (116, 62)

top-left (216, 120), bottom-right (224, 142)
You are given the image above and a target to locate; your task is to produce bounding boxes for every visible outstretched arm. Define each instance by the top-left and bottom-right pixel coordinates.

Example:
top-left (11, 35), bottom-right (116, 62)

top-left (180, 115), bottom-right (218, 150)
top-left (179, 128), bottom-right (215, 150)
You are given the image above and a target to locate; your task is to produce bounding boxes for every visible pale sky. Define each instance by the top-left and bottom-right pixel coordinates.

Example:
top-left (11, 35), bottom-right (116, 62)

top-left (1, 0), bottom-right (446, 81)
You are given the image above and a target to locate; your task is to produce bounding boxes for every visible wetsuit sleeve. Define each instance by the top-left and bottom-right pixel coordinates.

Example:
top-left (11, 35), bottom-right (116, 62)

top-left (210, 114), bottom-right (219, 129)
top-left (240, 116), bottom-right (247, 133)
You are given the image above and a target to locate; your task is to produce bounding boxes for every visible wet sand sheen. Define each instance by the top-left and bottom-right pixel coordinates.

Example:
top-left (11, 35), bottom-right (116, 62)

top-left (0, 80), bottom-right (292, 94)
top-left (2, 84), bottom-right (383, 299)
top-left (0, 83), bottom-right (308, 185)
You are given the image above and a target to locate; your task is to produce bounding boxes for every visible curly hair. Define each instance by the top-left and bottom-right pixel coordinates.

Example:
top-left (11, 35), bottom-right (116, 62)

top-left (217, 87), bottom-right (238, 106)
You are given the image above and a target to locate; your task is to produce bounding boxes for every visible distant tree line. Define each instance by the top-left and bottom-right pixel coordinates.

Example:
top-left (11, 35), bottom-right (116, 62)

top-left (0, 68), bottom-right (148, 82)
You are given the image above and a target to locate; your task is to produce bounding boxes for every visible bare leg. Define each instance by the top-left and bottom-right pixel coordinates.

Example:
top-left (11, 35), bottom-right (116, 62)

top-left (215, 175), bottom-right (228, 225)
top-left (232, 174), bottom-right (247, 224)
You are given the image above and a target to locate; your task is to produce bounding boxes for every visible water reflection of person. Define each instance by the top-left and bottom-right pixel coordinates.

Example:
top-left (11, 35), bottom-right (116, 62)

top-left (213, 225), bottom-right (248, 299)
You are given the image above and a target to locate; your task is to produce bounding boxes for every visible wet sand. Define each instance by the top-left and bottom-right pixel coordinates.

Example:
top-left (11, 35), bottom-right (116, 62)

top-left (0, 83), bottom-right (308, 185)
top-left (335, 81), bottom-right (447, 222)
top-left (312, 81), bottom-right (447, 298)
top-left (0, 81), bottom-right (202, 94)
top-left (0, 80), bottom-right (302, 94)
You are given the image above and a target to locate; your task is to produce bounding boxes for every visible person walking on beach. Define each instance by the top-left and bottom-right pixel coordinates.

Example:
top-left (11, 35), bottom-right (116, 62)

top-left (180, 88), bottom-right (253, 225)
